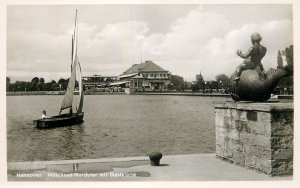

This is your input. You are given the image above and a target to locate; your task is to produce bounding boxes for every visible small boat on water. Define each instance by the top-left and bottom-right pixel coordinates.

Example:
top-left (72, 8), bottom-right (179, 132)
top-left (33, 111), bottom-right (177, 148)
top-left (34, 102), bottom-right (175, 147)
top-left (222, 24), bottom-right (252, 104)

top-left (34, 10), bottom-right (84, 129)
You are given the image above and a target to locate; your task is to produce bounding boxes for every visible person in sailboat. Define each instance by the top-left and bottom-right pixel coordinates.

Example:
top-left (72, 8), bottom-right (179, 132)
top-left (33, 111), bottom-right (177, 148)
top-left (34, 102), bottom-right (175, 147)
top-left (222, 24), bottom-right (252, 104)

top-left (41, 110), bottom-right (47, 119)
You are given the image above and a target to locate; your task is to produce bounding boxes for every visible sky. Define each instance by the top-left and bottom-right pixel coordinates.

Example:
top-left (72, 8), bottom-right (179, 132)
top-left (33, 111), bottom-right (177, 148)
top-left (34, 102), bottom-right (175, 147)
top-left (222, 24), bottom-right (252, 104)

top-left (6, 4), bottom-right (293, 82)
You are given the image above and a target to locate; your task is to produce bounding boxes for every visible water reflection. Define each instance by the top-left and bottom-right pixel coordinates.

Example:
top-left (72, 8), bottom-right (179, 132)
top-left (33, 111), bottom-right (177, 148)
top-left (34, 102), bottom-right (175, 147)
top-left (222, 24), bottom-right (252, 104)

top-left (61, 124), bottom-right (85, 160)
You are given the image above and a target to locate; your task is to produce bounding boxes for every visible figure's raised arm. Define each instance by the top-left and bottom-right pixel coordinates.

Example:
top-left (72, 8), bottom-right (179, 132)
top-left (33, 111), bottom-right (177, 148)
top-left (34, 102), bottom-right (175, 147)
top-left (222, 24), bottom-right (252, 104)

top-left (237, 46), bottom-right (253, 59)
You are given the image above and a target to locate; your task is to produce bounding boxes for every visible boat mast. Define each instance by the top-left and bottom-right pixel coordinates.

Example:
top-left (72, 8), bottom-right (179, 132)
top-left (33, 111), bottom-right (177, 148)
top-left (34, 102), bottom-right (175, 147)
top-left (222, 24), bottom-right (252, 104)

top-left (70, 9), bottom-right (78, 114)
top-left (73, 9), bottom-right (84, 114)
top-left (72, 9), bottom-right (78, 69)
top-left (59, 10), bottom-right (78, 115)
top-left (71, 35), bottom-right (74, 71)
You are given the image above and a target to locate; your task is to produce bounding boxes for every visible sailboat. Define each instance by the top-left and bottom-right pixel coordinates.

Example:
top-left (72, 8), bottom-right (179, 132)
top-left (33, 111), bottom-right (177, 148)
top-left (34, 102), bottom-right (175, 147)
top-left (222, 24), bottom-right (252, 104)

top-left (34, 10), bottom-right (84, 129)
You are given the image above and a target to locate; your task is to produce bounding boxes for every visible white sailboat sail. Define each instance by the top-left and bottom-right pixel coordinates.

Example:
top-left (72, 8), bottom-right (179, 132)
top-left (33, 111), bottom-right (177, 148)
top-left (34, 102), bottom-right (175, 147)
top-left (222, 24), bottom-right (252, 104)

top-left (60, 59), bottom-right (77, 114)
top-left (77, 61), bottom-right (84, 113)
top-left (59, 10), bottom-right (81, 114)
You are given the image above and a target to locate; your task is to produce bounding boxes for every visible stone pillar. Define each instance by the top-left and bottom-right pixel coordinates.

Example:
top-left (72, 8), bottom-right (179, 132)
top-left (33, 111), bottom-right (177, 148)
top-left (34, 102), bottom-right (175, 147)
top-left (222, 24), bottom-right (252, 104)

top-left (215, 102), bottom-right (293, 176)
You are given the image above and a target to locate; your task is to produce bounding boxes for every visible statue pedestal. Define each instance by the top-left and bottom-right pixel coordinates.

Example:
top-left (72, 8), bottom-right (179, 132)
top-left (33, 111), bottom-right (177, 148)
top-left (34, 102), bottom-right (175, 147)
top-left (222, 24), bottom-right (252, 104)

top-left (215, 102), bottom-right (293, 176)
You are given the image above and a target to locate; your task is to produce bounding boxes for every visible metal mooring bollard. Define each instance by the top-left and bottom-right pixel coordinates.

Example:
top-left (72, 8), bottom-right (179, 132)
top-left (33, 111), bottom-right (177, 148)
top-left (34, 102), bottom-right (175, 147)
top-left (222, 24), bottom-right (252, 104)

top-left (149, 152), bottom-right (163, 166)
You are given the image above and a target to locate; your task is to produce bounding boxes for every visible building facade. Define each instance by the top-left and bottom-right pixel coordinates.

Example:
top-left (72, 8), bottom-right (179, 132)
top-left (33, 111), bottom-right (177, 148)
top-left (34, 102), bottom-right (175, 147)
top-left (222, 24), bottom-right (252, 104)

top-left (118, 61), bottom-right (171, 91)
top-left (82, 75), bottom-right (117, 91)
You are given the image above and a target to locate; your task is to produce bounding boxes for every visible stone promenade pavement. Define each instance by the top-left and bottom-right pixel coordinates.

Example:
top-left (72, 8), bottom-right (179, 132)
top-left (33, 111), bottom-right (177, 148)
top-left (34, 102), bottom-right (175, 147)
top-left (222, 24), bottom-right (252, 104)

top-left (7, 154), bottom-right (292, 181)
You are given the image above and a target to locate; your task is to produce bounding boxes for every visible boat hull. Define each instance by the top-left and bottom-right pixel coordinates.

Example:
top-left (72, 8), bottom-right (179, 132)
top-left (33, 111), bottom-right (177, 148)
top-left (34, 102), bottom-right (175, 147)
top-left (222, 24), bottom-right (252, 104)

top-left (33, 112), bottom-right (84, 129)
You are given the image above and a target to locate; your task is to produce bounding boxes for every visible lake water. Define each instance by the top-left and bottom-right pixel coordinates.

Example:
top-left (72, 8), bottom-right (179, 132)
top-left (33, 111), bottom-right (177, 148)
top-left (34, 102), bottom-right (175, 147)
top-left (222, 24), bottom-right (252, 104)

top-left (7, 95), bottom-right (228, 162)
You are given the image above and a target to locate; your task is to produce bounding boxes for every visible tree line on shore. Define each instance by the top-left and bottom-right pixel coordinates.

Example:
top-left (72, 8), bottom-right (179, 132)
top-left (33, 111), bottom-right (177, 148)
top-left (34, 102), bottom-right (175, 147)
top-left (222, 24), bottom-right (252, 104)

top-left (169, 73), bottom-right (231, 94)
top-left (6, 77), bottom-right (71, 92)
top-left (6, 73), bottom-right (233, 94)
top-left (6, 72), bottom-right (293, 95)
top-left (274, 45), bottom-right (293, 95)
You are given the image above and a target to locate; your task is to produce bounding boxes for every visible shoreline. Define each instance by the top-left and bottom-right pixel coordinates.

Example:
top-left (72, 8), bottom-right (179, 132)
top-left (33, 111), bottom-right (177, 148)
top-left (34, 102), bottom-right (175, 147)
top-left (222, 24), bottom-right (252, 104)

top-left (6, 91), bottom-right (126, 96)
top-left (6, 91), bottom-right (293, 100)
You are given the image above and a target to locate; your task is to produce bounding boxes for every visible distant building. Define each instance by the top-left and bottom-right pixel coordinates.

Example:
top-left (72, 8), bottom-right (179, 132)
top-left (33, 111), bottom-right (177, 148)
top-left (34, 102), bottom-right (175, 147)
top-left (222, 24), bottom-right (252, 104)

top-left (117, 60), bottom-right (171, 92)
top-left (82, 75), bottom-right (117, 91)
top-left (196, 73), bottom-right (204, 81)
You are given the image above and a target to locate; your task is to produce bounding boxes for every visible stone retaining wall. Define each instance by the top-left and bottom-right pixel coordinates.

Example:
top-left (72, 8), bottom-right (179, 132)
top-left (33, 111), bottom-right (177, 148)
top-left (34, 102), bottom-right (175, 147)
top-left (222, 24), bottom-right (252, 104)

top-left (215, 102), bottom-right (293, 176)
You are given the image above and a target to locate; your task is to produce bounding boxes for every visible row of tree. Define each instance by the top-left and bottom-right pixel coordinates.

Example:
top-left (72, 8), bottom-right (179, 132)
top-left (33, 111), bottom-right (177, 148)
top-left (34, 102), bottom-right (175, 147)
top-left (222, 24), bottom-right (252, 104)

top-left (6, 77), bottom-right (71, 92)
top-left (193, 73), bottom-right (231, 93)
top-left (7, 71), bottom-right (292, 95)
top-left (7, 74), bottom-right (230, 93)
top-left (275, 45), bottom-right (293, 95)
top-left (169, 73), bottom-right (231, 94)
